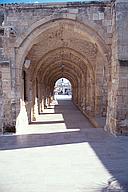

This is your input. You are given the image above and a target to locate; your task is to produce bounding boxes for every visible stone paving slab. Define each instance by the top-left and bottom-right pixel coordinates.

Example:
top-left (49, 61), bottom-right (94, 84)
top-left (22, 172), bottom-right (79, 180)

top-left (0, 97), bottom-right (128, 192)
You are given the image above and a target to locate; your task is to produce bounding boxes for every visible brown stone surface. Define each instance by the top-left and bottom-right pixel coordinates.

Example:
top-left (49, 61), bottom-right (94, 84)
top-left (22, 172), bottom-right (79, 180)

top-left (0, 0), bottom-right (127, 135)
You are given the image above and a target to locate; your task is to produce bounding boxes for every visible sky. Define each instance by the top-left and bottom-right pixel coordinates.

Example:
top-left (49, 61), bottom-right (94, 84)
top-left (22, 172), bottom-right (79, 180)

top-left (0, 0), bottom-right (106, 4)
top-left (0, 0), bottom-right (94, 4)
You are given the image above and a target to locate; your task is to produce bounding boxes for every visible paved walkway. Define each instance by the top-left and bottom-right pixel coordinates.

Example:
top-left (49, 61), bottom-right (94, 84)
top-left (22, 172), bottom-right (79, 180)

top-left (0, 96), bottom-right (128, 192)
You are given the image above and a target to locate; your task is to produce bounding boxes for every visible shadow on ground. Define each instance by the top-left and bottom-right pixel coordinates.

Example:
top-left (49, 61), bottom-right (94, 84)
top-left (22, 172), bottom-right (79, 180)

top-left (0, 99), bottom-right (128, 191)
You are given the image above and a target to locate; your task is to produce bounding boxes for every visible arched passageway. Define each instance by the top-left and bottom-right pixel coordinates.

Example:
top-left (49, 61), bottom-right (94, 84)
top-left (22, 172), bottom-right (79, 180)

top-left (15, 18), bottom-right (110, 131)
top-left (1, 93), bottom-right (128, 192)
top-left (1, 1), bottom-right (128, 135)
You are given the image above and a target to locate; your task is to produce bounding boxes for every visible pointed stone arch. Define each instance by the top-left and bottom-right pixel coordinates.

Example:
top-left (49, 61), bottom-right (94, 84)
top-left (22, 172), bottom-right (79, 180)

top-left (13, 16), bottom-right (111, 131)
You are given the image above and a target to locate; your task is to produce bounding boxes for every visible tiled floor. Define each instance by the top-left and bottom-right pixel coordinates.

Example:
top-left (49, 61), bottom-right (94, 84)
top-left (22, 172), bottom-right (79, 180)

top-left (0, 96), bottom-right (128, 192)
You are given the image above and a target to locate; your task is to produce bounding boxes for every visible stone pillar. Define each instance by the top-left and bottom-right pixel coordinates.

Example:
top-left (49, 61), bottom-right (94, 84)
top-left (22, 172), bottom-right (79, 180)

top-left (72, 84), bottom-right (77, 104)
top-left (115, 0), bottom-right (128, 133)
top-left (10, 49), bottom-right (22, 132)
top-left (86, 71), bottom-right (93, 116)
top-left (0, 71), bottom-right (3, 132)
top-left (0, 61), bottom-right (13, 132)
top-left (47, 86), bottom-right (51, 106)
top-left (106, 0), bottom-right (128, 134)
top-left (38, 81), bottom-right (42, 114)
top-left (77, 77), bottom-right (81, 107)
top-left (40, 84), bottom-right (45, 112)
top-left (80, 74), bottom-right (86, 112)
top-left (31, 80), bottom-right (38, 121)
top-left (0, 29), bottom-right (17, 132)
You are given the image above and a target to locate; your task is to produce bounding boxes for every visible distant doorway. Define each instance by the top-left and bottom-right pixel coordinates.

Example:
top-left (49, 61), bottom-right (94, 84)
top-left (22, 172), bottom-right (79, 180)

top-left (54, 78), bottom-right (72, 100)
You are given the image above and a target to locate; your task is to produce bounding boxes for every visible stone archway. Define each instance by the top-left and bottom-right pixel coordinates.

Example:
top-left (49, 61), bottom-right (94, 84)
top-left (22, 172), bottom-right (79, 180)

top-left (16, 18), bottom-right (110, 68)
top-left (1, 1), bottom-right (128, 135)
top-left (13, 17), bottom-right (111, 131)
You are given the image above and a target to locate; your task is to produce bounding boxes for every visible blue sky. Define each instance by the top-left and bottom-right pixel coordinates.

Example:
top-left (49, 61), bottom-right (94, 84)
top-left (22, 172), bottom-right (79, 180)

top-left (0, 0), bottom-right (91, 4)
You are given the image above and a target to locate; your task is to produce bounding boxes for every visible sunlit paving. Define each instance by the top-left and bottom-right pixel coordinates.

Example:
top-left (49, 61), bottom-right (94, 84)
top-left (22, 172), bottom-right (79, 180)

top-left (16, 95), bottom-right (80, 135)
top-left (36, 113), bottom-right (64, 122)
top-left (0, 143), bottom-right (114, 192)
top-left (0, 1), bottom-right (128, 191)
top-left (0, 96), bottom-right (128, 192)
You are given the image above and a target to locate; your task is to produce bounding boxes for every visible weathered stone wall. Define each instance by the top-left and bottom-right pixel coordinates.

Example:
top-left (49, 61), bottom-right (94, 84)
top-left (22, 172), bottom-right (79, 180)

top-left (106, 0), bottom-right (128, 134)
top-left (0, 71), bottom-right (3, 132)
top-left (0, 26), bottom-right (13, 132)
top-left (116, 1), bottom-right (128, 129)
top-left (0, 0), bottom-right (127, 135)
top-left (2, 2), bottom-right (112, 41)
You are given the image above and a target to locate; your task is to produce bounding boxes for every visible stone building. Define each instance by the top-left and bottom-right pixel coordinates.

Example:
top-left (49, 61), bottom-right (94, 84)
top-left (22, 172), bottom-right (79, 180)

top-left (0, 0), bottom-right (128, 134)
top-left (55, 78), bottom-right (72, 95)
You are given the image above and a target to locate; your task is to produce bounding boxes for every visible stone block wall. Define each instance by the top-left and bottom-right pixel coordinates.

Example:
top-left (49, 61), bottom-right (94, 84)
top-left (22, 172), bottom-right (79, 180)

top-left (0, 0), bottom-right (127, 134)
top-left (0, 14), bottom-right (14, 132)
top-left (0, 71), bottom-right (3, 132)
top-left (106, 0), bottom-right (128, 134)
top-left (1, 2), bottom-right (112, 46)
top-left (116, 1), bottom-right (128, 133)
top-left (0, 2), bottom-right (113, 132)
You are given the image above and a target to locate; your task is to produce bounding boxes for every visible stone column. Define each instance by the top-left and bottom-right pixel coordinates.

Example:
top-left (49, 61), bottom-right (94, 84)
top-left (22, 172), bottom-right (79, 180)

top-left (106, 0), bottom-right (128, 134)
top-left (40, 84), bottom-right (45, 112)
top-left (0, 71), bottom-right (3, 132)
top-left (115, 0), bottom-right (128, 133)
top-left (0, 61), bottom-right (13, 132)
top-left (86, 71), bottom-right (94, 116)
top-left (31, 79), bottom-right (39, 121)
top-left (10, 48), bottom-right (21, 132)
top-left (80, 74), bottom-right (86, 112)
top-left (0, 29), bottom-right (17, 132)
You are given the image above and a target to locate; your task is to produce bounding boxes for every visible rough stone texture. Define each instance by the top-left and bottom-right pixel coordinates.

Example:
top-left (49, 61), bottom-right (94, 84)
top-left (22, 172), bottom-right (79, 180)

top-left (0, 71), bottom-right (3, 132)
top-left (0, 0), bottom-right (127, 135)
top-left (106, 0), bottom-right (128, 135)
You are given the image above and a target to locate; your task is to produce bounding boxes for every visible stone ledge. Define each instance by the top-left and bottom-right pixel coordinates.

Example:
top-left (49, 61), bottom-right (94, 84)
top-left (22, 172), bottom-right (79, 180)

top-left (82, 111), bottom-right (100, 128)
top-left (73, 103), bottom-right (100, 128)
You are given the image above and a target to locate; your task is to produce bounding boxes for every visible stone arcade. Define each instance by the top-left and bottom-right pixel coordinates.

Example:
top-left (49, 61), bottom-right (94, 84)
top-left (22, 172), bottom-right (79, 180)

top-left (0, 0), bottom-right (128, 134)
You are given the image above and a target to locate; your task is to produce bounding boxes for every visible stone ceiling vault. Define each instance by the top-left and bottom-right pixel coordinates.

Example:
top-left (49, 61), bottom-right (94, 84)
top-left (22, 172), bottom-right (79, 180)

top-left (18, 18), bottom-right (110, 98)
